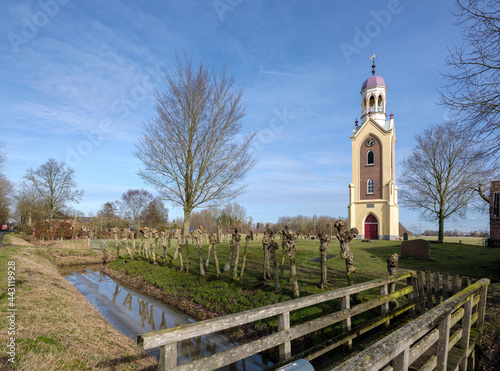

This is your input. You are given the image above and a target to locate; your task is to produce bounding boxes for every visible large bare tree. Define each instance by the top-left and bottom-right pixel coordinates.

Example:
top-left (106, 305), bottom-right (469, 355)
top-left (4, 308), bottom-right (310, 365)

top-left (135, 54), bottom-right (257, 236)
top-left (23, 158), bottom-right (83, 228)
top-left (440, 0), bottom-right (500, 158)
top-left (399, 124), bottom-right (491, 243)
top-left (118, 189), bottom-right (154, 222)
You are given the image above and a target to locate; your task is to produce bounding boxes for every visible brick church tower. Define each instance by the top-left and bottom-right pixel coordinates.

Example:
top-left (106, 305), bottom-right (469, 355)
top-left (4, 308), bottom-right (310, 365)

top-left (347, 60), bottom-right (399, 240)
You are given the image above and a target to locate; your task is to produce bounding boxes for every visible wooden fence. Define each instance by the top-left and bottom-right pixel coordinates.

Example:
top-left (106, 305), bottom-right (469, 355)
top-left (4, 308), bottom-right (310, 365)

top-left (137, 272), bottom-right (417, 370)
top-left (414, 271), bottom-right (474, 313)
top-left (332, 277), bottom-right (489, 371)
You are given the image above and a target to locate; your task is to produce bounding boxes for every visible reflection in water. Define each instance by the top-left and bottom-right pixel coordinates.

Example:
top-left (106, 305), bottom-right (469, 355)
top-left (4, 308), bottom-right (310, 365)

top-left (64, 269), bottom-right (271, 370)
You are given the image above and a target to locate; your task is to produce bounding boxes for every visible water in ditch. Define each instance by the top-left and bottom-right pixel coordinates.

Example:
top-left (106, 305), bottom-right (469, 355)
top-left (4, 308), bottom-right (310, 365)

top-left (63, 266), bottom-right (273, 370)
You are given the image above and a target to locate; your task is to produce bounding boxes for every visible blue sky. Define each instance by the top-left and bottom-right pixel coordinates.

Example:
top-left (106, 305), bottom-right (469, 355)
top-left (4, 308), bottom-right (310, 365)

top-left (0, 0), bottom-right (489, 233)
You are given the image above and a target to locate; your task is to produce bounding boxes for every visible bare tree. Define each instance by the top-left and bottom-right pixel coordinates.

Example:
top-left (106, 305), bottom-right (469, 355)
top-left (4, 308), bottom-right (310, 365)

top-left (23, 159), bottom-right (83, 229)
top-left (118, 189), bottom-right (154, 223)
top-left (0, 142), bottom-right (12, 224)
top-left (215, 202), bottom-right (248, 227)
top-left (143, 197), bottom-right (169, 228)
top-left (399, 124), bottom-right (492, 243)
top-left (440, 0), bottom-right (500, 158)
top-left (135, 53), bottom-right (257, 237)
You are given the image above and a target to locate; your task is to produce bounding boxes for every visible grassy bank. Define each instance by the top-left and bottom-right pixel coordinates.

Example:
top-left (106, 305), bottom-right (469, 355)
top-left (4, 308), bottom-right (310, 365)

top-left (0, 234), bottom-right (157, 370)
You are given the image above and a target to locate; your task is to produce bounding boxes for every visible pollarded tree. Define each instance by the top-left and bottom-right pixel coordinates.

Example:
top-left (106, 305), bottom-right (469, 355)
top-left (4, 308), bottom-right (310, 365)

top-left (440, 0), bottom-right (500, 158)
top-left (135, 53), bottom-right (257, 237)
top-left (399, 124), bottom-right (492, 243)
top-left (23, 159), bottom-right (83, 229)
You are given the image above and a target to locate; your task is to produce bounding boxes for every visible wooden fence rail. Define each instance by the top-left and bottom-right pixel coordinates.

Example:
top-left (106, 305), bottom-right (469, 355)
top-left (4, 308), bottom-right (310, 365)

top-left (137, 272), bottom-right (416, 370)
top-left (331, 278), bottom-right (489, 371)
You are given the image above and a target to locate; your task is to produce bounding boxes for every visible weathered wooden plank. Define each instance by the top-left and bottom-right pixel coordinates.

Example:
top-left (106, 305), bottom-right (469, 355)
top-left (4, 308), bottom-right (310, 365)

top-left (278, 312), bottom-right (291, 361)
top-left (341, 295), bottom-right (352, 350)
top-left (451, 307), bottom-right (464, 328)
top-left (443, 274), bottom-right (450, 300)
top-left (409, 328), bottom-right (438, 364)
top-left (435, 273), bottom-right (442, 306)
top-left (160, 343), bottom-right (177, 371)
top-left (380, 285), bottom-right (389, 318)
top-left (392, 347), bottom-right (409, 370)
top-left (407, 276), bottom-right (417, 315)
top-left (459, 297), bottom-right (473, 370)
top-left (448, 328), bottom-right (462, 351)
top-left (452, 275), bottom-right (459, 295)
top-left (419, 354), bottom-right (437, 371)
top-left (138, 272), bottom-right (414, 349)
top-left (436, 313), bottom-right (451, 371)
top-left (417, 271), bottom-right (426, 314)
top-left (426, 271), bottom-right (433, 309)
top-left (477, 285), bottom-right (488, 346)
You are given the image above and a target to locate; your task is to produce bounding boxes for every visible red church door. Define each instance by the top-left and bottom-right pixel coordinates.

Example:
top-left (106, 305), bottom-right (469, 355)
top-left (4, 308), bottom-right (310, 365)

top-left (364, 214), bottom-right (379, 240)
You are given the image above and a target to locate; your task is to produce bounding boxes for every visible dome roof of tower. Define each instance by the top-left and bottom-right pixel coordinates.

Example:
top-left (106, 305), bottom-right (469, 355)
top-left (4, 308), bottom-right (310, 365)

top-left (361, 75), bottom-right (386, 91)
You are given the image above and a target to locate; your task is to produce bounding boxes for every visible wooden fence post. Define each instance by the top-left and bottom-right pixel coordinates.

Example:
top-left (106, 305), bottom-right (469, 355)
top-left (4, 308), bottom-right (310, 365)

top-left (392, 347), bottom-right (409, 370)
top-left (426, 271), bottom-right (433, 309)
top-left (342, 295), bottom-right (353, 350)
top-left (380, 285), bottom-right (389, 327)
top-left (407, 276), bottom-right (417, 315)
top-left (436, 313), bottom-right (451, 371)
top-left (278, 312), bottom-right (291, 361)
top-left (460, 296), bottom-right (473, 371)
top-left (434, 273), bottom-right (441, 306)
top-left (417, 271), bottom-right (426, 314)
top-left (443, 273), bottom-right (450, 300)
top-left (477, 286), bottom-right (488, 346)
top-left (160, 343), bottom-right (177, 370)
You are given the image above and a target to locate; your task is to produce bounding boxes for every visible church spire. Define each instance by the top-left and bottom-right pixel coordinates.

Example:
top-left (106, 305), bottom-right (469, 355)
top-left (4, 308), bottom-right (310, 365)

top-left (370, 53), bottom-right (376, 75)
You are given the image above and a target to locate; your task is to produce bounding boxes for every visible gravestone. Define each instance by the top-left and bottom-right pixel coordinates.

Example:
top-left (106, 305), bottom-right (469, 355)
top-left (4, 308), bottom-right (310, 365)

top-left (400, 239), bottom-right (433, 261)
top-left (403, 232), bottom-right (408, 241)
top-left (250, 230), bottom-right (254, 241)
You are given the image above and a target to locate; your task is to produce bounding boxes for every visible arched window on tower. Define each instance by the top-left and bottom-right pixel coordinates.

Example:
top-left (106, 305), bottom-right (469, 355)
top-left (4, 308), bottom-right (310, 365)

top-left (377, 95), bottom-right (384, 112)
top-left (367, 179), bottom-right (374, 194)
top-left (369, 95), bottom-right (375, 111)
top-left (367, 150), bottom-right (374, 165)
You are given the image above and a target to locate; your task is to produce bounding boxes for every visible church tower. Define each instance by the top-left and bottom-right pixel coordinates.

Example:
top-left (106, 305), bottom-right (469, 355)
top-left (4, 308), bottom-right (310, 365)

top-left (347, 60), bottom-right (399, 240)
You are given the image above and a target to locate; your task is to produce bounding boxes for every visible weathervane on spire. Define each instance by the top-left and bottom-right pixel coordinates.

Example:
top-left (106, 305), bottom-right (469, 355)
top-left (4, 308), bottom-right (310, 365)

top-left (370, 53), bottom-right (376, 75)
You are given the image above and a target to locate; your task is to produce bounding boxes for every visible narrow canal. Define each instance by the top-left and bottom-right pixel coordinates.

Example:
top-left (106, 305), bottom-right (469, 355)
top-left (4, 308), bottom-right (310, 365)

top-left (63, 266), bottom-right (273, 370)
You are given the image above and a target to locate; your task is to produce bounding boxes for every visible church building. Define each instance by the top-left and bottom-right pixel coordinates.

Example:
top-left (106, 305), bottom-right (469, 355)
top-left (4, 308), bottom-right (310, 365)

top-left (347, 61), bottom-right (399, 240)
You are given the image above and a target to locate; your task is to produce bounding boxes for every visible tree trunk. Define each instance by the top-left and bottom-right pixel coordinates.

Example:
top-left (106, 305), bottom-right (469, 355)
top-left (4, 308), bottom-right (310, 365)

top-left (262, 230), bottom-right (272, 280)
top-left (280, 237), bottom-right (287, 278)
top-left (438, 208), bottom-right (444, 243)
top-left (240, 235), bottom-right (250, 279)
top-left (231, 230), bottom-right (241, 280)
top-left (285, 230), bottom-right (299, 298)
top-left (196, 235), bottom-right (205, 277)
top-left (213, 244), bottom-right (220, 278)
top-left (269, 241), bottom-right (281, 293)
top-left (335, 220), bottom-right (362, 303)
top-left (224, 243), bottom-right (235, 272)
top-left (318, 233), bottom-right (329, 289)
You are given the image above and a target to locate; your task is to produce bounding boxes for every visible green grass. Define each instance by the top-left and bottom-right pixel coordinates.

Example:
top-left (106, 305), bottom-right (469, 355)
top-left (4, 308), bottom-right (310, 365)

top-left (108, 236), bottom-right (500, 345)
